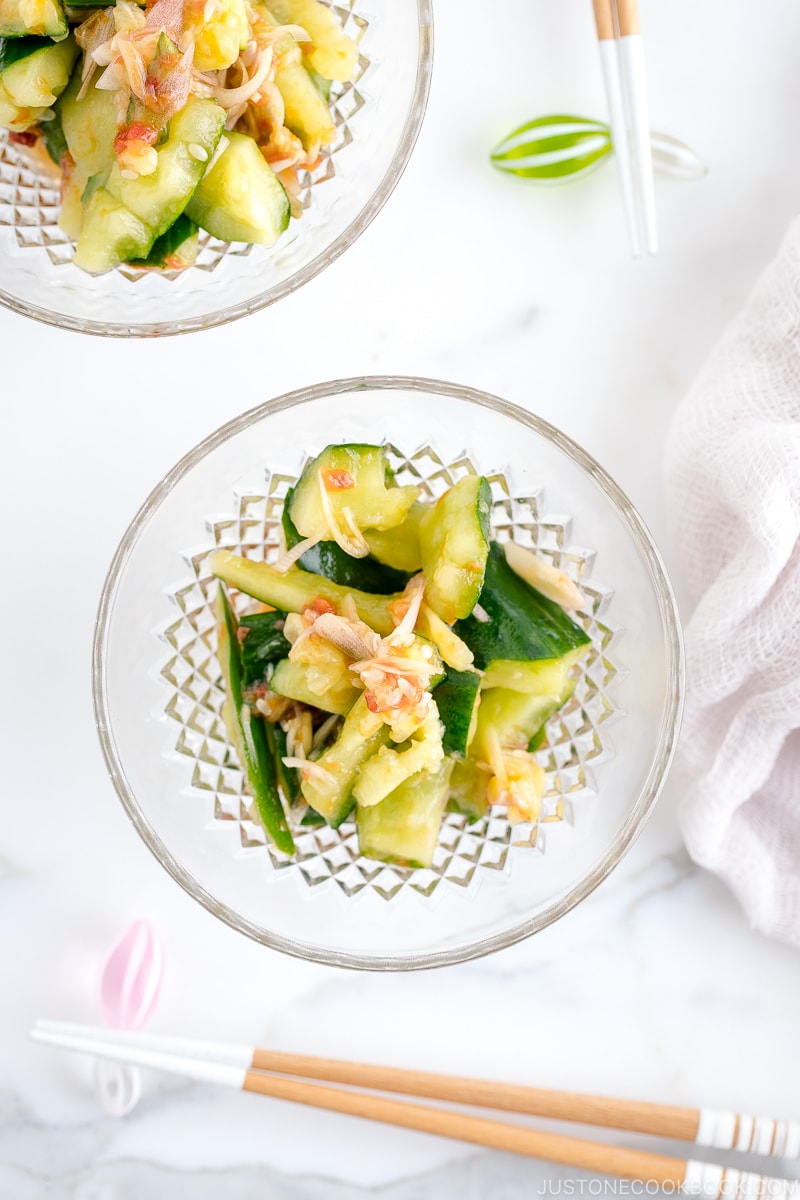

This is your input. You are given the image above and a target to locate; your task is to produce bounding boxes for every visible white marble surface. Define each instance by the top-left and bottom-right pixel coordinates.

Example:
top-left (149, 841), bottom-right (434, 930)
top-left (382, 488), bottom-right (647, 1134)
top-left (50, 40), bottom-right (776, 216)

top-left (3, 0), bottom-right (800, 1195)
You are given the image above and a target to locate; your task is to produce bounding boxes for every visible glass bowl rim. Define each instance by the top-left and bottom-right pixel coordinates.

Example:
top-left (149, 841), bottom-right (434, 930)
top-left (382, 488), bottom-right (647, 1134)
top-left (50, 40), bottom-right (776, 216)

top-left (0, 0), bottom-right (433, 339)
top-left (92, 374), bottom-right (685, 970)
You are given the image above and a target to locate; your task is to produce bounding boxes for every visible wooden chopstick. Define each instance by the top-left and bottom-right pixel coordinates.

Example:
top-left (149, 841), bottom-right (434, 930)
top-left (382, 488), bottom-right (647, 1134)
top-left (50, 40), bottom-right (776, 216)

top-left (31, 1021), bottom-right (800, 1190)
top-left (33, 1021), bottom-right (800, 1159)
top-left (33, 1021), bottom-right (799, 1157)
top-left (612, 0), bottom-right (640, 36)
top-left (250, 1048), bottom-right (700, 1141)
top-left (243, 1068), bottom-right (691, 1188)
top-left (591, 0), bottom-right (658, 257)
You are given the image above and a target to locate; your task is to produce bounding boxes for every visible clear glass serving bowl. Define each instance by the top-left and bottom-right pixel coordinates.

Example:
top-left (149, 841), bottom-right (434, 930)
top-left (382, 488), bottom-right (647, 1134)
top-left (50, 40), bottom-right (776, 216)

top-left (0, 0), bottom-right (431, 336)
top-left (93, 377), bottom-right (684, 969)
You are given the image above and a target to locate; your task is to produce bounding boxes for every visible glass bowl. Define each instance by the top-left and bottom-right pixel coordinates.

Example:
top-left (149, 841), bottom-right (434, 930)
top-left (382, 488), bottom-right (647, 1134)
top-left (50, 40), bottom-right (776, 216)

top-left (93, 377), bottom-right (683, 969)
top-left (0, 0), bottom-right (432, 337)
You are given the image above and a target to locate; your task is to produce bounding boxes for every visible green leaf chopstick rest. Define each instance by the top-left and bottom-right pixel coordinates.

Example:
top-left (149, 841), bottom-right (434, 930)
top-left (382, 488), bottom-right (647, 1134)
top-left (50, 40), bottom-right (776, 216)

top-left (491, 113), bottom-right (705, 185)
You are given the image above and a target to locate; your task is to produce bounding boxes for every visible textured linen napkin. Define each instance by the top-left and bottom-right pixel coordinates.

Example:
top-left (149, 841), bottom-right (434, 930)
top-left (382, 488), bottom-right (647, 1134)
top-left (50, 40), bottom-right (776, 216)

top-left (666, 219), bottom-right (800, 947)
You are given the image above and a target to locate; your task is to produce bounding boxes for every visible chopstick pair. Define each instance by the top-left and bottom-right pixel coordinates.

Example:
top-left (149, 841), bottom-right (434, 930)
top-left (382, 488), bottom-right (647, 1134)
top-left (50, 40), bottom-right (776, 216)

top-left (591, 0), bottom-right (657, 257)
top-left (31, 1020), bottom-right (800, 1196)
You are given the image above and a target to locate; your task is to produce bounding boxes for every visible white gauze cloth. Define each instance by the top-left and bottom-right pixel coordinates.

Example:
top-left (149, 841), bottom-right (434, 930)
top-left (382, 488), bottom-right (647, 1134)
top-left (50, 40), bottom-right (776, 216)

top-left (666, 219), bottom-right (800, 947)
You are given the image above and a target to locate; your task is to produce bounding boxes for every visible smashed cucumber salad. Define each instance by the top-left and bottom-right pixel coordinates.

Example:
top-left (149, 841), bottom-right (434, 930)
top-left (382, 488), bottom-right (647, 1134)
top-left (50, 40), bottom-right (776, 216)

top-left (0, 0), bottom-right (356, 272)
top-left (210, 444), bottom-right (593, 871)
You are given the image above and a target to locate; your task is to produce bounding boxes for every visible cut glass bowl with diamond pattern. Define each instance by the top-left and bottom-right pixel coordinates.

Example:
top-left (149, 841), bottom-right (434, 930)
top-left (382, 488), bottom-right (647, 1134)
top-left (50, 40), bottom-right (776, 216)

top-left (0, 0), bottom-right (432, 336)
top-left (93, 377), bottom-right (683, 969)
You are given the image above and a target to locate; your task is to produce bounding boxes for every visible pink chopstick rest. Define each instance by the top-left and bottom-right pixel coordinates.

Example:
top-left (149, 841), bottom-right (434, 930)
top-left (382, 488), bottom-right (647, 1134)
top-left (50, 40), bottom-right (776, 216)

top-left (101, 919), bottom-right (164, 1031)
top-left (95, 919), bottom-right (164, 1116)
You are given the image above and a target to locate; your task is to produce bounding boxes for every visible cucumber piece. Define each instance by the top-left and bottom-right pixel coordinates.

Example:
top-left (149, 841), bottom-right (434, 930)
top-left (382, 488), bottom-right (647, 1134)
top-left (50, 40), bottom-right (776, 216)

top-left (433, 668), bottom-right (482, 760)
top-left (128, 213), bottom-right (199, 270)
top-left (455, 543), bottom-right (591, 669)
top-left (0, 77), bottom-right (46, 129)
top-left (283, 630), bottom-right (364, 710)
top-left (447, 759), bottom-right (489, 823)
top-left (57, 157), bottom-right (88, 238)
top-left (420, 476), bottom-right (491, 624)
top-left (452, 687), bottom-right (551, 824)
top-left (0, 33), bottom-right (41, 68)
top-left (300, 805), bottom-right (326, 826)
top-left (210, 549), bottom-right (398, 636)
top-left (356, 760), bottom-right (454, 869)
top-left (300, 694), bottom-right (390, 827)
top-left (416, 603), bottom-right (474, 672)
top-left (352, 712), bottom-right (444, 808)
top-left (215, 586), bottom-right (295, 854)
top-left (273, 33), bottom-right (335, 150)
top-left (73, 186), bottom-right (151, 274)
top-left (185, 130), bottom-right (290, 246)
top-left (409, 635), bottom-right (445, 688)
top-left (289, 444), bottom-right (420, 545)
top-left (265, 721), bottom-right (301, 806)
top-left (270, 657), bottom-right (359, 716)
top-left (269, 0), bottom-right (357, 82)
top-left (107, 97), bottom-right (226, 240)
top-left (0, 35), bottom-right (76, 107)
top-left (0, 0), bottom-right (66, 39)
top-left (283, 484), bottom-right (411, 595)
top-left (239, 610), bottom-right (291, 689)
top-left (363, 500), bottom-right (429, 573)
top-left (480, 648), bottom-right (587, 696)
top-left (306, 64), bottom-right (330, 102)
top-left (58, 69), bottom-right (118, 176)
top-left (191, 0), bottom-right (249, 70)
top-left (40, 104), bottom-right (65, 163)
top-left (471, 687), bottom-right (560, 761)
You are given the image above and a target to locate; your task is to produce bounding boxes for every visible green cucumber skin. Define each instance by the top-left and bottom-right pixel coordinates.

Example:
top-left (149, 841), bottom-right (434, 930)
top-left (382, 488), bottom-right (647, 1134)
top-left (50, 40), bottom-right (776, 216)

top-left (217, 586), bottom-right (295, 854)
top-left (247, 702), bottom-right (294, 853)
top-left (0, 34), bottom-right (76, 106)
top-left (527, 704), bottom-right (561, 752)
top-left (455, 542), bottom-right (591, 669)
top-left (434, 667), bottom-right (482, 759)
top-left (420, 475), bottom-right (492, 624)
top-left (282, 485), bottom-right (410, 595)
top-left (238, 609), bottom-right (291, 689)
top-left (300, 807), bottom-right (326, 826)
top-left (266, 720), bottom-right (301, 806)
top-left (472, 687), bottom-right (559, 762)
top-left (288, 444), bottom-right (419, 544)
top-left (210, 550), bottom-right (398, 636)
top-left (57, 66), bottom-right (118, 176)
top-left (446, 759), bottom-right (489, 824)
top-left (41, 107), bottom-right (66, 163)
top-left (302, 694), bottom-right (390, 828)
top-left (0, 35), bottom-right (45, 70)
top-left (305, 64), bottom-right (331, 101)
top-left (128, 214), bottom-right (198, 269)
top-left (476, 477), bottom-right (491, 545)
top-left (89, 96), bottom-right (226, 267)
top-left (270, 658), bottom-right (358, 716)
top-left (356, 761), bottom-right (454, 869)
top-left (0, 0), bottom-right (66, 39)
top-left (320, 793), bottom-right (356, 830)
top-left (185, 129), bottom-right (289, 245)
top-left (73, 186), bottom-right (151, 272)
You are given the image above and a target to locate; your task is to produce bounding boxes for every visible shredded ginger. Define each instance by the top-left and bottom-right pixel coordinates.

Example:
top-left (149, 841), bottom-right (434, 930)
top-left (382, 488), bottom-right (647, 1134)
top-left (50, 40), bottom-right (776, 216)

top-left (75, 1), bottom-right (323, 175)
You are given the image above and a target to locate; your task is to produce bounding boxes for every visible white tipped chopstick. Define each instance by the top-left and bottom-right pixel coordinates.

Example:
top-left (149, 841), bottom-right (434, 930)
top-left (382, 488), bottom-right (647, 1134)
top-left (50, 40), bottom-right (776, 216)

top-left (591, 0), bottom-right (658, 256)
top-left (30, 1020), bottom-right (800, 1192)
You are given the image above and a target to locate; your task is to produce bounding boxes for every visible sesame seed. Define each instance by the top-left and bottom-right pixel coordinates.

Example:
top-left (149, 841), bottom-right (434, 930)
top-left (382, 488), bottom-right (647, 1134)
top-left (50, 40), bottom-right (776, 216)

top-left (188, 143), bottom-right (208, 162)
